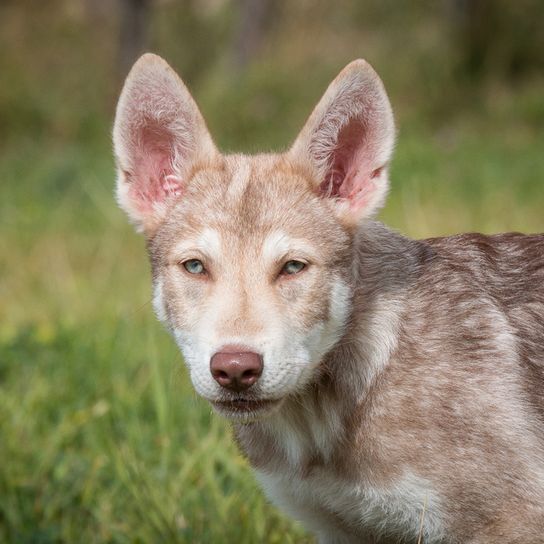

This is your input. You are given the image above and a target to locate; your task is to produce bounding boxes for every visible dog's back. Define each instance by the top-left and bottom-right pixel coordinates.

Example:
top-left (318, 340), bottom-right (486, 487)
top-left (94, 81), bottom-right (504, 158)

top-left (362, 227), bottom-right (544, 541)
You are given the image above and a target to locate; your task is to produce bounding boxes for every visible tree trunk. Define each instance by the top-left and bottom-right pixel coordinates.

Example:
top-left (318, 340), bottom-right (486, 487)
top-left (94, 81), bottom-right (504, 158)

top-left (233, 0), bottom-right (274, 72)
top-left (118, 0), bottom-right (152, 78)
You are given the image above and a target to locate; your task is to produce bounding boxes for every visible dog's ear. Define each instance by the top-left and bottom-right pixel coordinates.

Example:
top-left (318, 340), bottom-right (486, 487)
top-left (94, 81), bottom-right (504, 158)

top-left (113, 53), bottom-right (217, 234)
top-left (289, 60), bottom-right (395, 224)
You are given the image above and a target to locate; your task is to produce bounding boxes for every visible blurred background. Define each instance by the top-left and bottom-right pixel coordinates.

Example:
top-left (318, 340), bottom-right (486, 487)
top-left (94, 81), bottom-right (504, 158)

top-left (1, 1), bottom-right (543, 542)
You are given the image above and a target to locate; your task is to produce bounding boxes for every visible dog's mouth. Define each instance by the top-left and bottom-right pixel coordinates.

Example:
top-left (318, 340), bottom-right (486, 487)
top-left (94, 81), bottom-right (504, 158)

top-left (211, 398), bottom-right (281, 419)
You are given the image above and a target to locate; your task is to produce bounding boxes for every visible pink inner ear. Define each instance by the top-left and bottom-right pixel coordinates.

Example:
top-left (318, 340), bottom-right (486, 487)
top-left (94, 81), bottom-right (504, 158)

top-left (126, 123), bottom-right (184, 213)
top-left (318, 117), bottom-right (381, 212)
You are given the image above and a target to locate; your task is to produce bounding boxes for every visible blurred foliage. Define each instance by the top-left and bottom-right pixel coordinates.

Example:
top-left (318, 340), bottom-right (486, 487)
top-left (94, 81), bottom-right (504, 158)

top-left (1, 1), bottom-right (543, 542)
top-left (1, 0), bottom-right (543, 148)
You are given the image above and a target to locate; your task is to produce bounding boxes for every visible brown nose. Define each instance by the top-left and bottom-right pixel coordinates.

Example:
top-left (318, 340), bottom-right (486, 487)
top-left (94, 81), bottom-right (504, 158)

top-left (210, 348), bottom-right (263, 392)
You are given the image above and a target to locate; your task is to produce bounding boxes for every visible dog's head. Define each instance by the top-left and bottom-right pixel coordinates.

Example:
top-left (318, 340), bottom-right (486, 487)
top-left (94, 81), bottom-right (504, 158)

top-left (113, 54), bottom-right (395, 421)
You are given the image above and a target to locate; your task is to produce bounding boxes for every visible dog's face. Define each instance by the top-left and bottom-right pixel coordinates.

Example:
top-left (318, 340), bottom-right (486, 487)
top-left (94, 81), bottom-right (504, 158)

top-left (113, 54), bottom-right (394, 420)
top-left (148, 155), bottom-right (353, 419)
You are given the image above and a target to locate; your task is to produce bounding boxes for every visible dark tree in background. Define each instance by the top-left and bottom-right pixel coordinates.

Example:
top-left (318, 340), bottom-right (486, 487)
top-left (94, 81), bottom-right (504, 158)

top-left (449, 0), bottom-right (544, 81)
top-left (118, 0), bottom-right (152, 79)
top-left (232, 0), bottom-right (275, 72)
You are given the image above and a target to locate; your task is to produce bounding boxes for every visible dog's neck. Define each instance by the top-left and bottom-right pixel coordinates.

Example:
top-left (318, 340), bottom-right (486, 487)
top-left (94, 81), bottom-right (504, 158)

top-left (235, 222), bottom-right (426, 475)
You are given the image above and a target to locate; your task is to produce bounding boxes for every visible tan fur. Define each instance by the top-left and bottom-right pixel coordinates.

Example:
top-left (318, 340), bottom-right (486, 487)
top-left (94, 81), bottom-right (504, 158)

top-left (114, 54), bottom-right (544, 543)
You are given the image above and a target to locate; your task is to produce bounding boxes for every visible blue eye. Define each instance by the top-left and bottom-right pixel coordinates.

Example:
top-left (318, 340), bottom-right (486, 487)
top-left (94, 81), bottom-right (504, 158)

top-left (183, 259), bottom-right (205, 275)
top-left (281, 260), bottom-right (306, 275)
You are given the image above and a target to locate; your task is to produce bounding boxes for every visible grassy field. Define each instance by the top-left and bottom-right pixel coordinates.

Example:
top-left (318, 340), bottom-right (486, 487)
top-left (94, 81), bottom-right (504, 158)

top-left (1, 47), bottom-right (544, 544)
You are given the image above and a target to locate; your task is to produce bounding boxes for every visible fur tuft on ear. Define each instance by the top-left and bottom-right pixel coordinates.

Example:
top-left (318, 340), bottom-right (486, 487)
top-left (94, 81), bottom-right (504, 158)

top-left (113, 53), bottom-right (217, 233)
top-left (288, 59), bottom-right (395, 223)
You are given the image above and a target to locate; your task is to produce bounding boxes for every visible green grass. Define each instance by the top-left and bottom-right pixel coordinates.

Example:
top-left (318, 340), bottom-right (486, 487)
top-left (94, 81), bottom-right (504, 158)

top-left (1, 82), bottom-right (543, 542)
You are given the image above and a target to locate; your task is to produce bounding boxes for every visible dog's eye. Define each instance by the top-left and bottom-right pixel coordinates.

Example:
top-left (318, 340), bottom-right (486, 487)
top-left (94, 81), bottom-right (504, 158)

top-left (280, 260), bottom-right (306, 275)
top-left (182, 259), bottom-right (206, 275)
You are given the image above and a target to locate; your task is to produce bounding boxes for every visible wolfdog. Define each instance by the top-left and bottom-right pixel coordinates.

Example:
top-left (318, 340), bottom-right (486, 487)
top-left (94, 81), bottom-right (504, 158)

top-left (113, 54), bottom-right (544, 543)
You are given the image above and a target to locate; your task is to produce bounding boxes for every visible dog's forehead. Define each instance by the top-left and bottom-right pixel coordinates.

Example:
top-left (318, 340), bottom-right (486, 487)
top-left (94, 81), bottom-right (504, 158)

top-left (159, 154), bottom-right (343, 248)
top-left (197, 154), bottom-right (316, 223)
top-left (149, 153), bottom-right (354, 273)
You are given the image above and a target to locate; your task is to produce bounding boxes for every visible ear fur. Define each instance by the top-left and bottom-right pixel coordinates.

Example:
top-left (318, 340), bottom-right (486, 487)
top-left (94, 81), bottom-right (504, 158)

top-left (288, 59), bottom-right (395, 223)
top-left (113, 53), bottom-right (217, 234)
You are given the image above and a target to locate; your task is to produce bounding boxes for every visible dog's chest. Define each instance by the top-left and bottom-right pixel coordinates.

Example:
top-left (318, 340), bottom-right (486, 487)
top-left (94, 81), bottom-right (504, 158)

top-left (240, 413), bottom-right (446, 542)
top-left (255, 465), bottom-right (446, 542)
